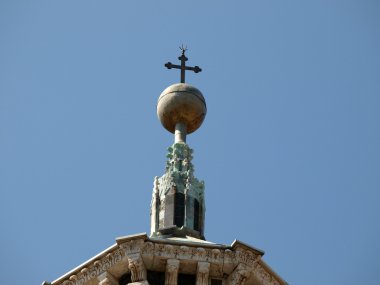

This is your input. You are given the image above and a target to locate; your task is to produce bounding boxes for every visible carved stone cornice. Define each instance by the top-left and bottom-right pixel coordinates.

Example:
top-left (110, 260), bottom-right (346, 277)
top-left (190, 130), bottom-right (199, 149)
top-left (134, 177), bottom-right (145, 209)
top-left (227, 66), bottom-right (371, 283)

top-left (165, 259), bottom-right (179, 285)
top-left (59, 249), bottom-right (124, 285)
top-left (120, 238), bottom-right (145, 255)
top-left (144, 242), bottom-right (226, 264)
top-left (142, 242), bottom-right (247, 264)
top-left (224, 248), bottom-right (260, 267)
top-left (50, 236), bottom-right (287, 285)
top-left (196, 262), bottom-right (210, 285)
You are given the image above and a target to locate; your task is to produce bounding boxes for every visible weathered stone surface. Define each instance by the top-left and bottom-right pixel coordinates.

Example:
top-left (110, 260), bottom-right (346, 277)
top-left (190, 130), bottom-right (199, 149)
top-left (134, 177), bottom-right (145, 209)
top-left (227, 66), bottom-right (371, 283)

top-left (127, 253), bottom-right (146, 282)
top-left (98, 272), bottom-right (118, 285)
top-left (228, 263), bottom-right (251, 285)
top-left (165, 259), bottom-right (179, 285)
top-left (196, 262), bottom-right (210, 285)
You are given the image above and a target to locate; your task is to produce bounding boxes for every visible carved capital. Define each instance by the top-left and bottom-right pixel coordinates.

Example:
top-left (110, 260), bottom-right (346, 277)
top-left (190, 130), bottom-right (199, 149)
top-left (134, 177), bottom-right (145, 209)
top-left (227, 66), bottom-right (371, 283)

top-left (228, 263), bottom-right (251, 285)
top-left (98, 272), bottom-right (118, 285)
top-left (165, 259), bottom-right (180, 285)
top-left (196, 262), bottom-right (210, 285)
top-left (121, 239), bottom-right (145, 255)
top-left (127, 253), bottom-right (147, 282)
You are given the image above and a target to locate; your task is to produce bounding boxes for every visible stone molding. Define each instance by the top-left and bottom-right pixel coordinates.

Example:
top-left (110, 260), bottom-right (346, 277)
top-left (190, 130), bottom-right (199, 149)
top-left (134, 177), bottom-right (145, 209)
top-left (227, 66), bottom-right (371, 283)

top-left (52, 237), bottom-right (285, 285)
top-left (165, 259), bottom-right (179, 285)
top-left (59, 249), bottom-right (124, 285)
top-left (196, 262), bottom-right (210, 285)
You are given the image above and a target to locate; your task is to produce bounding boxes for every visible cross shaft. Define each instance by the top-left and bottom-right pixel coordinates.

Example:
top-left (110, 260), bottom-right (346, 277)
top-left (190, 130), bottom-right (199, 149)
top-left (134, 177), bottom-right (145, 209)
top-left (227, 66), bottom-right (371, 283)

top-left (165, 48), bottom-right (202, 83)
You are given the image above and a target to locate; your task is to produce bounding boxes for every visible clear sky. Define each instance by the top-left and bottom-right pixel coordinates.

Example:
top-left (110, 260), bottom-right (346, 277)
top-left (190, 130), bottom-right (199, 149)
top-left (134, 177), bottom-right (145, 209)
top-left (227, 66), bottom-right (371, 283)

top-left (1, 1), bottom-right (379, 285)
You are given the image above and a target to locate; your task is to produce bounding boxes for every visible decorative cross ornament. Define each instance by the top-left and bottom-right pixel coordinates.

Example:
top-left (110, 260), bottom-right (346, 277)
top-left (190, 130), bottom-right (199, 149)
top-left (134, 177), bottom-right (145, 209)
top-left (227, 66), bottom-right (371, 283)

top-left (165, 46), bottom-right (202, 83)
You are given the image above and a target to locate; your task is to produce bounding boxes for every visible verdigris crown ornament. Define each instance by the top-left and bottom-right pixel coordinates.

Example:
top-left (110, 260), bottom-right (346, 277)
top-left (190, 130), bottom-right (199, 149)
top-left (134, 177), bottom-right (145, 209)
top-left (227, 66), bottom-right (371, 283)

top-left (151, 47), bottom-right (207, 239)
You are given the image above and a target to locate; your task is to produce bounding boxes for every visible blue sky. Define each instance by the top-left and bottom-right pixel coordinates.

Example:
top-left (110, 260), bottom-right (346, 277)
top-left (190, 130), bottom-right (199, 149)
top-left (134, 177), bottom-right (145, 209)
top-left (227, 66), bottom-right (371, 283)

top-left (0, 1), bottom-right (379, 285)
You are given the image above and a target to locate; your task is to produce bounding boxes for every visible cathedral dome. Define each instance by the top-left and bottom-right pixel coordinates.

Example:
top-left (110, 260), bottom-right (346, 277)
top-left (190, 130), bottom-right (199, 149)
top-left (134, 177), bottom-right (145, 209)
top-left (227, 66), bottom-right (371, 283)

top-left (157, 83), bottom-right (207, 134)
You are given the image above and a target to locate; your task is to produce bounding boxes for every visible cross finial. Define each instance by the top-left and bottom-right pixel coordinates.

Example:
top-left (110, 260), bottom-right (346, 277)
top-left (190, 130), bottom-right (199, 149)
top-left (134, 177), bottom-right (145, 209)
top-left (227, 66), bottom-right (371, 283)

top-left (165, 46), bottom-right (202, 83)
top-left (180, 44), bottom-right (187, 55)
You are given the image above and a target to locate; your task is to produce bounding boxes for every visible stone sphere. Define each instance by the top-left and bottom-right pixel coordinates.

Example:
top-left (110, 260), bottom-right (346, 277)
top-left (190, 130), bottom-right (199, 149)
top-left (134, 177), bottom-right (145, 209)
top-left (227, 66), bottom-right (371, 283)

top-left (157, 83), bottom-right (207, 134)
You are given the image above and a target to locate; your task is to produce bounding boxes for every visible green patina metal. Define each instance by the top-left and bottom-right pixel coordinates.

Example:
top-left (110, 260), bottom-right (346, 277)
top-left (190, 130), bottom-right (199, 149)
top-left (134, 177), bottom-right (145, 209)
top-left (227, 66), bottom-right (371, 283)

top-left (159, 142), bottom-right (204, 200)
top-left (151, 142), bottom-right (206, 239)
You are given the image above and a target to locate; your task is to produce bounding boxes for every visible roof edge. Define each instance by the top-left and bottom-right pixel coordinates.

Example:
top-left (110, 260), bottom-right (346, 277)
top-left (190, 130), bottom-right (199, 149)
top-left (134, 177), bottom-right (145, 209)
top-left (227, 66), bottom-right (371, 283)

top-left (231, 239), bottom-right (265, 256)
top-left (50, 243), bottom-right (118, 285)
top-left (148, 236), bottom-right (230, 249)
top-left (116, 232), bottom-right (148, 244)
top-left (258, 259), bottom-right (288, 285)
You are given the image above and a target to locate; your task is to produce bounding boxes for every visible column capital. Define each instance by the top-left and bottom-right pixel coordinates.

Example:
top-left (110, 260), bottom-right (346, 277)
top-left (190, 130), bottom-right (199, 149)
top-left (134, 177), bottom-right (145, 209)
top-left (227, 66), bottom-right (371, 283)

top-left (196, 261), bottom-right (210, 285)
top-left (165, 259), bottom-right (180, 285)
top-left (127, 253), bottom-right (147, 282)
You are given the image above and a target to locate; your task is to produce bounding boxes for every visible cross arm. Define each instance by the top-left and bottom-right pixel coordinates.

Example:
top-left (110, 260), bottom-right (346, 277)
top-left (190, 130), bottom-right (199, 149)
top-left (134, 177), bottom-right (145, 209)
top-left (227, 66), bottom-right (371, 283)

top-left (185, 66), bottom-right (202, 73)
top-left (165, 62), bottom-right (181, 69)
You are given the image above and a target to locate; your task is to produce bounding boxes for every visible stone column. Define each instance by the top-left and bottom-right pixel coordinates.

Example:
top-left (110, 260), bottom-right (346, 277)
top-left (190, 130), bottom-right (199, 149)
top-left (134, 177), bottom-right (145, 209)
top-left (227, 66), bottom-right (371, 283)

top-left (98, 272), bottom-right (118, 285)
top-left (165, 259), bottom-right (180, 285)
top-left (227, 263), bottom-right (251, 285)
top-left (151, 177), bottom-right (161, 234)
top-left (163, 187), bottom-right (176, 228)
top-left (196, 262), bottom-right (210, 285)
top-left (127, 253), bottom-right (148, 285)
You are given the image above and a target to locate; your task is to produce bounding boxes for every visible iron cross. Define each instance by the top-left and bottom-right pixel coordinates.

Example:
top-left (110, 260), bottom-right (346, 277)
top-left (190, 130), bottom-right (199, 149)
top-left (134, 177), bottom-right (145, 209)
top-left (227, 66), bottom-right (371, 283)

top-left (165, 46), bottom-right (202, 83)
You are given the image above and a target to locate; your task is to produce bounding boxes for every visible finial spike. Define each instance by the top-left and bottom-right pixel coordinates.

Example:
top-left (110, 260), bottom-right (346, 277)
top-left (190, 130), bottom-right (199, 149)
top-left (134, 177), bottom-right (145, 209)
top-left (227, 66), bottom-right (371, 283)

top-left (179, 44), bottom-right (188, 55)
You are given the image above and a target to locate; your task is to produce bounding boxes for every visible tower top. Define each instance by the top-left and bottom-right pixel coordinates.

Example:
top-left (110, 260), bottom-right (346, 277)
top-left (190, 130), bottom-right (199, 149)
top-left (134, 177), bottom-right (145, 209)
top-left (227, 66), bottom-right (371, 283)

top-left (150, 49), bottom-right (207, 239)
